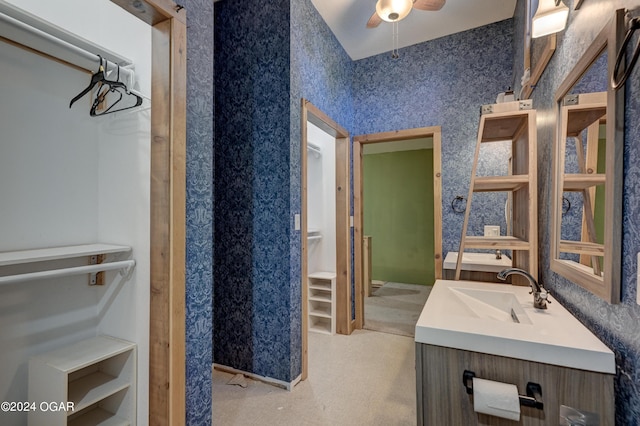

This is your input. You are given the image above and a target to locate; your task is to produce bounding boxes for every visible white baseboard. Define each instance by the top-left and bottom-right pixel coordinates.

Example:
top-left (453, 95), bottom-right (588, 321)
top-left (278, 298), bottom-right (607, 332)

top-left (213, 363), bottom-right (302, 391)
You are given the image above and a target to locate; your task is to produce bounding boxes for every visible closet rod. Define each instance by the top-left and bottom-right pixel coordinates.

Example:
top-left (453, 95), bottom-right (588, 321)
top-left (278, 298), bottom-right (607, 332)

top-left (0, 1), bottom-right (133, 80)
top-left (0, 260), bottom-right (136, 285)
top-left (307, 142), bottom-right (322, 156)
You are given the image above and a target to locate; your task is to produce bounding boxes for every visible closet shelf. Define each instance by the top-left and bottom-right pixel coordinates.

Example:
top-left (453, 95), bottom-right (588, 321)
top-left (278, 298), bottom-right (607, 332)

top-left (307, 229), bottom-right (321, 241)
top-left (68, 408), bottom-right (129, 426)
top-left (309, 309), bottom-right (332, 319)
top-left (0, 1), bottom-right (132, 73)
top-left (307, 142), bottom-right (322, 157)
top-left (308, 271), bottom-right (337, 280)
top-left (309, 282), bottom-right (332, 291)
top-left (309, 324), bottom-right (332, 335)
top-left (0, 244), bottom-right (131, 266)
top-left (309, 294), bottom-right (332, 303)
top-left (69, 371), bottom-right (130, 412)
top-left (0, 243), bottom-right (134, 286)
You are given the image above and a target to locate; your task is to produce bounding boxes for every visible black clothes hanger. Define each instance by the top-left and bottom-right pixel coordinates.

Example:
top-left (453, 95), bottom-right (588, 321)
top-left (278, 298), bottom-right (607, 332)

top-left (69, 55), bottom-right (107, 108)
top-left (69, 56), bottom-right (142, 116)
top-left (89, 63), bottom-right (142, 117)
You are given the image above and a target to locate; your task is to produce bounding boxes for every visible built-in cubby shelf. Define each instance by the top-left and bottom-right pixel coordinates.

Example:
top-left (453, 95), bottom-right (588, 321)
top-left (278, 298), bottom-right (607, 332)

top-left (28, 335), bottom-right (136, 426)
top-left (0, 244), bottom-right (134, 286)
top-left (308, 272), bottom-right (336, 335)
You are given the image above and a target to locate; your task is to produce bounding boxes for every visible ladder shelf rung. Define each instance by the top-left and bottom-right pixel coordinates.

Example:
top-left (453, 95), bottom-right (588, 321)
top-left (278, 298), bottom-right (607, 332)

top-left (473, 175), bottom-right (529, 192)
top-left (563, 174), bottom-right (606, 191)
top-left (559, 240), bottom-right (604, 256)
top-left (462, 236), bottom-right (531, 250)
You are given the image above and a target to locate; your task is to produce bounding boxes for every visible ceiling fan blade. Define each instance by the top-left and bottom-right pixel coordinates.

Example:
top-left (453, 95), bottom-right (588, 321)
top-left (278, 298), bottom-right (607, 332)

top-left (413, 0), bottom-right (445, 11)
top-left (366, 11), bottom-right (382, 28)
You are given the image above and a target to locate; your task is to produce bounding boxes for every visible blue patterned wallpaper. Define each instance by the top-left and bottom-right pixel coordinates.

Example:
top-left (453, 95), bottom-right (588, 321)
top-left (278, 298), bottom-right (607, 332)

top-left (212, 7), bottom-right (640, 420)
top-left (214, 0), bottom-right (516, 386)
top-left (185, 0), bottom-right (214, 424)
top-left (214, 0), bottom-right (295, 382)
top-left (352, 20), bottom-right (516, 256)
top-left (512, 0), bottom-right (640, 423)
top-left (290, 0), bottom-right (355, 377)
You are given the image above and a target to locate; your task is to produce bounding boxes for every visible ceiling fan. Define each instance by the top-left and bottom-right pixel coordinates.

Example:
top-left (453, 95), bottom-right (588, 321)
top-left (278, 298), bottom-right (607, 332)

top-left (366, 0), bottom-right (446, 28)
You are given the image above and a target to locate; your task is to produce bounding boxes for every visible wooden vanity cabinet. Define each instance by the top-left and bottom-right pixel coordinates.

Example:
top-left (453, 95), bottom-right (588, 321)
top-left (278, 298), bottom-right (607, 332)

top-left (416, 343), bottom-right (614, 425)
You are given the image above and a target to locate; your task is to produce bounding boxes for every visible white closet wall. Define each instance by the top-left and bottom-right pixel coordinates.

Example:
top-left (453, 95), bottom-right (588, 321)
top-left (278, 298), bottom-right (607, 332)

top-left (0, 2), bottom-right (151, 425)
top-left (307, 122), bottom-right (336, 274)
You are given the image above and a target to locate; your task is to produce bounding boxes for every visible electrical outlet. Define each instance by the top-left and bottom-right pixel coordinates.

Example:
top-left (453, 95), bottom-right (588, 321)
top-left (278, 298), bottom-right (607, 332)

top-left (484, 225), bottom-right (500, 237)
top-left (294, 214), bottom-right (300, 231)
top-left (637, 253), bottom-right (640, 305)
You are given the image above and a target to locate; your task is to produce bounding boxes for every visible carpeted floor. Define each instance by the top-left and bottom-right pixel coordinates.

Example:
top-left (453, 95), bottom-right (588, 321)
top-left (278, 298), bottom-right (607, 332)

top-left (363, 282), bottom-right (432, 337)
top-left (212, 329), bottom-right (416, 425)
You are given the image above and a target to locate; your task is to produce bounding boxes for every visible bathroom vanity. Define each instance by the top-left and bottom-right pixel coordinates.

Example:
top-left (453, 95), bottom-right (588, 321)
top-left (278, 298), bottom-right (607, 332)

top-left (415, 280), bottom-right (615, 425)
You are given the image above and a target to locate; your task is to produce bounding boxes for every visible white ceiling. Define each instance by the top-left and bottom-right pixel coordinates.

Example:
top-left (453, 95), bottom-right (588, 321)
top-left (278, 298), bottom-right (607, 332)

top-left (310, 0), bottom-right (517, 60)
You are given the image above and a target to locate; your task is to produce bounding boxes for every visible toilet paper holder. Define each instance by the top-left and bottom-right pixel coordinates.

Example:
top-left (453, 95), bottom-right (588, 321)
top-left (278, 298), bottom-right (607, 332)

top-left (463, 370), bottom-right (544, 410)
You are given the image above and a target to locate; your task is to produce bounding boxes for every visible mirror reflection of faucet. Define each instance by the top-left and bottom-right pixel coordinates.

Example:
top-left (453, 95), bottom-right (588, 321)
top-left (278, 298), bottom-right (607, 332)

top-left (497, 268), bottom-right (551, 310)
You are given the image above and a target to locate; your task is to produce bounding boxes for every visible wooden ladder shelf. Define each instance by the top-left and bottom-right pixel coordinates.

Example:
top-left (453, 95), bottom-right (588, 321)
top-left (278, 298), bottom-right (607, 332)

top-left (455, 102), bottom-right (538, 285)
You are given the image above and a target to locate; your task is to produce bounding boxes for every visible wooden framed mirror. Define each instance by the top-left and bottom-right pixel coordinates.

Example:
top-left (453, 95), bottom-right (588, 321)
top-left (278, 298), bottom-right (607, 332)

top-left (521, 0), bottom-right (557, 100)
top-left (550, 9), bottom-right (625, 303)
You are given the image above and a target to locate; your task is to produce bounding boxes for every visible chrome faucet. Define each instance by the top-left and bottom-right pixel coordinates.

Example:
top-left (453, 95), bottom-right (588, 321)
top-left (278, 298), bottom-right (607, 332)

top-left (497, 268), bottom-right (550, 310)
top-left (495, 249), bottom-right (502, 260)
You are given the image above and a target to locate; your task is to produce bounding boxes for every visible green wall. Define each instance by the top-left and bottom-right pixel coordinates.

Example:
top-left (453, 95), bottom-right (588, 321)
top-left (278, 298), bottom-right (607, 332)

top-left (363, 149), bottom-right (435, 285)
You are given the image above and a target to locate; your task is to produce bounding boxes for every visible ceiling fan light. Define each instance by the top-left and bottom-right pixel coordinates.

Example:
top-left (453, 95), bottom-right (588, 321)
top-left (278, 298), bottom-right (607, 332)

top-left (531, 0), bottom-right (569, 38)
top-left (376, 0), bottom-right (413, 23)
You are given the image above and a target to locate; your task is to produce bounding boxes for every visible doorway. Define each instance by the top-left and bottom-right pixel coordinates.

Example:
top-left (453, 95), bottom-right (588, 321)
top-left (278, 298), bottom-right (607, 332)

top-left (353, 127), bottom-right (443, 330)
top-left (300, 99), bottom-right (350, 380)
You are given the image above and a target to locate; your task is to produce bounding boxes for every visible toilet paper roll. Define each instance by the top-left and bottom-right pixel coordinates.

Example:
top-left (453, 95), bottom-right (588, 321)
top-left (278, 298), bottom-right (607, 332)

top-left (472, 377), bottom-right (521, 421)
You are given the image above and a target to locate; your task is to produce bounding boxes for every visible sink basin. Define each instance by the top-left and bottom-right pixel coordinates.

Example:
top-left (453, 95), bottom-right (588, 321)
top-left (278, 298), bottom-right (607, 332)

top-left (415, 280), bottom-right (615, 374)
top-left (448, 287), bottom-right (532, 324)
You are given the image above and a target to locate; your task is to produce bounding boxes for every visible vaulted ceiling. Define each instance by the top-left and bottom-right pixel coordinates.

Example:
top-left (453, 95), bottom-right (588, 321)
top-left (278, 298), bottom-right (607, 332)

top-left (310, 0), bottom-right (517, 60)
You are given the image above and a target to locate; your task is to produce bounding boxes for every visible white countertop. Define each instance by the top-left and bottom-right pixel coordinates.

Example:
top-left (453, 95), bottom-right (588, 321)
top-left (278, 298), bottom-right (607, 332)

top-left (415, 279), bottom-right (615, 374)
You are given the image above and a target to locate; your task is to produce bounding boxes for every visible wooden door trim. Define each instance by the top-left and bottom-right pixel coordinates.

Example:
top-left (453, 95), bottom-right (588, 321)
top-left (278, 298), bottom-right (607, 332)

top-left (353, 127), bottom-right (443, 329)
top-left (301, 99), bottom-right (350, 380)
top-left (111, 1), bottom-right (186, 424)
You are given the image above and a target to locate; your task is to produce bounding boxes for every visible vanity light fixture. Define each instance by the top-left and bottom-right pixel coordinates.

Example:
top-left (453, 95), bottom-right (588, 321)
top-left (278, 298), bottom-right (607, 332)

top-left (375, 0), bottom-right (413, 23)
top-left (532, 0), bottom-right (569, 38)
